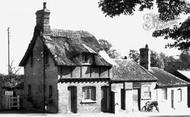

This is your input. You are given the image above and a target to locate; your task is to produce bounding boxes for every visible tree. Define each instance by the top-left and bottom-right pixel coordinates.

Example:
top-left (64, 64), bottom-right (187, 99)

top-left (150, 51), bottom-right (165, 68)
top-left (98, 0), bottom-right (190, 50)
top-left (128, 49), bottom-right (165, 68)
top-left (99, 39), bottom-right (112, 52)
top-left (128, 49), bottom-right (140, 63)
top-left (98, 39), bottom-right (121, 58)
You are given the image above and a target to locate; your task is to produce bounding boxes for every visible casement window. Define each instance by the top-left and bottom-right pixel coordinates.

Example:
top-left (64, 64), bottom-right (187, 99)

top-left (178, 88), bottom-right (182, 102)
top-left (142, 86), bottom-right (151, 99)
top-left (82, 86), bottom-right (96, 102)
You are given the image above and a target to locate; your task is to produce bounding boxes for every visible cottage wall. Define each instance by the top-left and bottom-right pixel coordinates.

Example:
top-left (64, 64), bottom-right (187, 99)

top-left (23, 36), bottom-right (44, 111)
top-left (44, 53), bottom-right (58, 113)
top-left (57, 81), bottom-right (109, 113)
top-left (156, 86), bottom-right (188, 112)
top-left (111, 82), bottom-right (157, 113)
top-left (58, 64), bottom-right (110, 113)
top-left (23, 36), bottom-right (59, 112)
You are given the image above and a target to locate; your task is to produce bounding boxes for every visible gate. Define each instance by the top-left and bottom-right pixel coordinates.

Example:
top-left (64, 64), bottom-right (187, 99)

top-left (2, 95), bottom-right (20, 109)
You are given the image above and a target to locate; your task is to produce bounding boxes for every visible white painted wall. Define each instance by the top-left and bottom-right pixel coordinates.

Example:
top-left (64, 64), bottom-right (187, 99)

top-left (156, 87), bottom-right (188, 112)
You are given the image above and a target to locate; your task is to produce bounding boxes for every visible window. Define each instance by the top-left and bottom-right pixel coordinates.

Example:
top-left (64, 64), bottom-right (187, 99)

top-left (44, 50), bottom-right (49, 65)
top-left (178, 88), bottom-right (182, 102)
top-left (49, 85), bottom-right (53, 98)
top-left (142, 86), bottom-right (151, 99)
top-left (30, 51), bottom-right (33, 67)
top-left (28, 85), bottom-right (32, 97)
top-left (82, 86), bottom-right (96, 102)
top-left (82, 53), bottom-right (89, 63)
top-left (27, 84), bottom-right (33, 102)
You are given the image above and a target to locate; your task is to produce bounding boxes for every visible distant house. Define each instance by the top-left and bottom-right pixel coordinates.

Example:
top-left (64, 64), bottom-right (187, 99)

top-left (136, 45), bottom-right (189, 112)
top-left (19, 3), bottom-right (111, 113)
top-left (172, 70), bottom-right (190, 107)
top-left (150, 68), bottom-right (189, 111)
top-left (110, 59), bottom-right (157, 113)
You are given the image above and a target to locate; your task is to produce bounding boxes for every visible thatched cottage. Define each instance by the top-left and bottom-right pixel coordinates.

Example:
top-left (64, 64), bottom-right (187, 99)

top-left (19, 3), bottom-right (111, 113)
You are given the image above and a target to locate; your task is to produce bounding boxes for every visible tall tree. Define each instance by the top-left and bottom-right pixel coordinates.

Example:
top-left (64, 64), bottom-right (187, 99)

top-left (128, 49), bottom-right (165, 68)
top-left (98, 39), bottom-right (121, 58)
top-left (128, 49), bottom-right (140, 63)
top-left (98, 0), bottom-right (190, 50)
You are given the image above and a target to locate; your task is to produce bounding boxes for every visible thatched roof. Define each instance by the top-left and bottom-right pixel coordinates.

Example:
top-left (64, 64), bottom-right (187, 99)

top-left (20, 29), bottom-right (111, 67)
top-left (150, 67), bottom-right (189, 88)
top-left (111, 59), bottom-right (157, 82)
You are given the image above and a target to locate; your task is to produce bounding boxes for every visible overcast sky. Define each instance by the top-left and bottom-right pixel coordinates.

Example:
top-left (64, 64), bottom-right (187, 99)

top-left (0, 0), bottom-right (182, 74)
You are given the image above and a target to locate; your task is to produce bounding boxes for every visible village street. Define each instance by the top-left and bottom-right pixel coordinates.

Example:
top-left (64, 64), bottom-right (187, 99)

top-left (0, 112), bottom-right (190, 117)
top-left (1, 109), bottom-right (190, 117)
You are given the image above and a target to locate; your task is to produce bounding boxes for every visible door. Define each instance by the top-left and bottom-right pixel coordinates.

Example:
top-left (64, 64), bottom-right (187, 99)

top-left (68, 86), bottom-right (77, 113)
top-left (125, 90), bottom-right (133, 112)
top-left (171, 90), bottom-right (174, 108)
top-left (133, 89), bottom-right (140, 111)
top-left (110, 91), bottom-right (115, 113)
top-left (101, 86), bottom-right (110, 112)
top-left (121, 89), bottom-right (125, 110)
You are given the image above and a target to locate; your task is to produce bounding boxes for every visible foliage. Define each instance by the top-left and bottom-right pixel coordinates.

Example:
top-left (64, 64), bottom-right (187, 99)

top-left (128, 49), bottom-right (165, 68)
top-left (99, 39), bottom-right (112, 52)
top-left (98, 39), bottom-right (121, 58)
top-left (128, 49), bottom-right (140, 63)
top-left (98, 0), bottom-right (190, 50)
top-left (150, 50), bottom-right (165, 68)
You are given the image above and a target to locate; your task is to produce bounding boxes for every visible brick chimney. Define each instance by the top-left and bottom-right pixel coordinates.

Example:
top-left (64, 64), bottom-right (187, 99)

top-left (139, 44), bottom-right (150, 70)
top-left (35, 2), bottom-right (51, 34)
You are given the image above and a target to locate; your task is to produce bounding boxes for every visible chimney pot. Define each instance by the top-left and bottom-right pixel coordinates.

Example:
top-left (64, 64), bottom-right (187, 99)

top-left (43, 2), bottom-right (46, 9)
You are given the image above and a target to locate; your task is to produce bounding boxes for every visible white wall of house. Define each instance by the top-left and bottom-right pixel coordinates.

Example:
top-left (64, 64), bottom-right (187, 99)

top-left (156, 86), bottom-right (188, 112)
top-left (111, 82), bottom-right (157, 113)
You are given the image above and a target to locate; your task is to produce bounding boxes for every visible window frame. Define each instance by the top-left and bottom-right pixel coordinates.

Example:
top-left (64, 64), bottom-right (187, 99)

top-left (82, 86), bottom-right (96, 103)
top-left (141, 85), bottom-right (151, 100)
top-left (178, 88), bottom-right (182, 102)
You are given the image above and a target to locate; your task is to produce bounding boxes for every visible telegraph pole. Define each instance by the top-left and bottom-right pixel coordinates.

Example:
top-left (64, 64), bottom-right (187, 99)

top-left (7, 27), bottom-right (10, 75)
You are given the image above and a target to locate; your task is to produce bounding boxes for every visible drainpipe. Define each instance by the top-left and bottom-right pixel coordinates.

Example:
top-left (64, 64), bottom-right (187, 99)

top-left (42, 36), bottom-right (46, 112)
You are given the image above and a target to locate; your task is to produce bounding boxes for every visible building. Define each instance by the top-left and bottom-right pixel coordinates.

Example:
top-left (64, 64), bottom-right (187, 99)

top-left (172, 70), bottom-right (190, 107)
top-left (139, 45), bottom-right (189, 111)
top-left (110, 59), bottom-right (157, 113)
top-left (150, 68), bottom-right (189, 111)
top-left (19, 3), bottom-right (112, 113)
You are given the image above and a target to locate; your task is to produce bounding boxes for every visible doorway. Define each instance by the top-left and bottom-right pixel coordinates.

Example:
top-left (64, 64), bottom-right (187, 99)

top-left (68, 86), bottom-right (77, 113)
top-left (133, 89), bottom-right (140, 111)
top-left (101, 86), bottom-right (110, 112)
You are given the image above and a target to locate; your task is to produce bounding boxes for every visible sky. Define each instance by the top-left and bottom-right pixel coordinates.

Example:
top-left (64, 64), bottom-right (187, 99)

top-left (0, 0), bottom-right (183, 74)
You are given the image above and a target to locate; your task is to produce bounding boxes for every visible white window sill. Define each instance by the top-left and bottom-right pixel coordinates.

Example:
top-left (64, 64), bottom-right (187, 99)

top-left (81, 99), bottom-right (96, 104)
